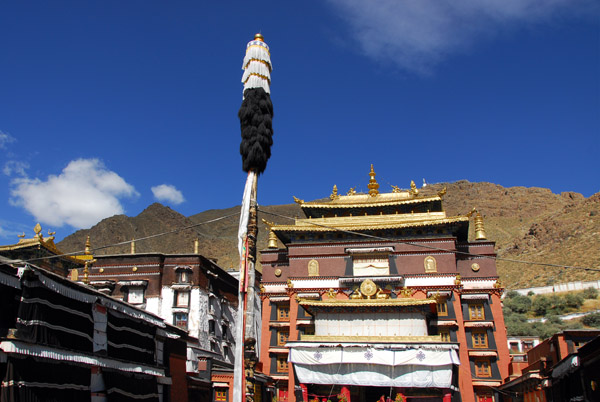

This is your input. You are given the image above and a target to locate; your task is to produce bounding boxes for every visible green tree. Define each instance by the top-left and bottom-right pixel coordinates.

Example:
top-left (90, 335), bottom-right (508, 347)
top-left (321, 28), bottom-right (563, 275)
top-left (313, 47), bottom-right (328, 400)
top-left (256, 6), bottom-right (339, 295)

top-left (582, 312), bottom-right (600, 328)
top-left (532, 295), bottom-right (550, 316)
top-left (583, 287), bottom-right (599, 300)
top-left (505, 294), bottom-right (532, 314)
top-left (565, 293), bottom-right (584, 309)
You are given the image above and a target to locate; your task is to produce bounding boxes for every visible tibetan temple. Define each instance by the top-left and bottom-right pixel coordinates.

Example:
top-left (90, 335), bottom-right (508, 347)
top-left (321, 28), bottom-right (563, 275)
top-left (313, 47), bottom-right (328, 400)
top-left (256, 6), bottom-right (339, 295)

top-left (258, 166), bottom-right (510, 402)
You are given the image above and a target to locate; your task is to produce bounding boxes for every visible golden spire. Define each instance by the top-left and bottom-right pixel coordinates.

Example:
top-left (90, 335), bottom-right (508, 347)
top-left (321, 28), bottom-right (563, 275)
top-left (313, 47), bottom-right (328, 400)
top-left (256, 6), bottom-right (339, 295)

top-left (368, 165), bottom-right (379, 197)
top-left (474, 212), bottom-right (487, 240)
top-left (330, 185), bottom-right (340, 200)
top-left (267, 229), bottom-right (278, 249)
top-left (194, 238), bottom-right (199, 254)
top-left (82, 259), bottom-right (96, 285)
top-left (130, 239), bottom-right (136, 254)
top-left (84, 236), bottom-right (91, 255)
top-left (254, 33), bottom-right (264, 42)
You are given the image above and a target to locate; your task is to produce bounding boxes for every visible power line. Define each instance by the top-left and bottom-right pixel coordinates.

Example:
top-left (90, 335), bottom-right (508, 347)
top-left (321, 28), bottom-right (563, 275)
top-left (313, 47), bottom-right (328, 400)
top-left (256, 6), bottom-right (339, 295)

top-left (258, 208), bottom-right (600, 273)
top-left (17, 211), bottom-right (241, 264)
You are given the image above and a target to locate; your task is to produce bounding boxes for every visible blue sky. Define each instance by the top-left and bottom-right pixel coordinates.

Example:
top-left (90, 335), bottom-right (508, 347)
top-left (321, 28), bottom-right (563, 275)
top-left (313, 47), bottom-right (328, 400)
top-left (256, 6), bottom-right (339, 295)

top-left (1, 0), bottom-right (598, 242)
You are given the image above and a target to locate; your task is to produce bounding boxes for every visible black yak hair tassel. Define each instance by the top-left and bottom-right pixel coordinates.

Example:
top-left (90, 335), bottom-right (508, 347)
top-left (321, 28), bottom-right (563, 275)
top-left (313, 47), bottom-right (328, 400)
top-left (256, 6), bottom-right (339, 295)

top-left (239, 87), bottom-right (273, 174)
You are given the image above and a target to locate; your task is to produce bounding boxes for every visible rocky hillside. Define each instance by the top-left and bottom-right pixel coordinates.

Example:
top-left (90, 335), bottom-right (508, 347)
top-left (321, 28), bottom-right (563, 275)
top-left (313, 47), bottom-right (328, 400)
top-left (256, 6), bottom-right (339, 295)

top-left (58, 181), bottom-right (600, 288)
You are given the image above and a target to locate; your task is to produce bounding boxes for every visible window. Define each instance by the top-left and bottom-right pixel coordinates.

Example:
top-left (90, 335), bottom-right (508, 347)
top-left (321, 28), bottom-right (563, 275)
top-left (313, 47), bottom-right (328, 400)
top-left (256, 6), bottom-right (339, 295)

top-left (474, 359), bottom-right (491, 377)
top-left (469, 303), bottom-right (485, 320)
top-left (303, 326), bottom-right (315, 336)
top-left (522, 341), bottom-right (534, 352)
top-left (209, 319), bottom-right (215, 335)
top-left (177, 270), bottom-right (190, 283)
top-left (437, 301), bottom-right (448, 316)
top-left (222, 324), bottom-right (228, 339)
top-left (439, 329), bottom-right (450, 342)
top-left (223, 345), bottom-right (230, 359)
top-left (174, 312), bottom-right (188, 330)
top-left (175, 291), bottom-right (189, 307)
top-left (277, 356), bottom-right (288, 372)
top-left (215, 389), bottom-right (228, 402)
top-left (125, 287), bottom-right (145, 305)
top-left (509, 342), bottom-right (520, 353)
top-left (277, 305), bottom-right (290, 321)
top-left (472, 330), bottom-right (488, 348)
top-left (277, 330), bottom-right (289, 346)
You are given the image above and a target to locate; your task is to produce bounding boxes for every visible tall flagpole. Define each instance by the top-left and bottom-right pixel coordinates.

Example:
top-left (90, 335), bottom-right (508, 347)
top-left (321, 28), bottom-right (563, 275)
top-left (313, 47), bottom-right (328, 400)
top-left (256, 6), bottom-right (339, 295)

top-left (234, 33), bottom-right (274, 402)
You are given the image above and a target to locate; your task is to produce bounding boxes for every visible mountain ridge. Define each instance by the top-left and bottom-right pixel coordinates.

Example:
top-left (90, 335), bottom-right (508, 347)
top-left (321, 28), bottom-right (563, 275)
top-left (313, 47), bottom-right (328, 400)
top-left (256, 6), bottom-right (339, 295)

top-left (57, 181), bottom-right (600, 287)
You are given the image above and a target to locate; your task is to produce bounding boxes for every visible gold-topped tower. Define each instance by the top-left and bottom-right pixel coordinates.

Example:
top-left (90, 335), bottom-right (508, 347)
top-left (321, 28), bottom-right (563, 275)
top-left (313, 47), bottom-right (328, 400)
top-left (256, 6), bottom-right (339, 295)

top-left (368, 164), bottom-right (379, 197)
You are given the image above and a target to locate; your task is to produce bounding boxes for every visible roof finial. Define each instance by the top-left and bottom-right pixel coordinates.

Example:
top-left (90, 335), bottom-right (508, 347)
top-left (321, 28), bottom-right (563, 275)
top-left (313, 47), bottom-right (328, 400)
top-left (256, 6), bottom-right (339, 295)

top-left (368, 165), bottom-right (379, 197)
top-left (84, 236), bottom-right (91, 255)
top-left (130, 239), bottom-right (136, 254)
top-left (330, 185), bottom-right (340, 200)
top-left (474, 212), bottom-right (487, 240)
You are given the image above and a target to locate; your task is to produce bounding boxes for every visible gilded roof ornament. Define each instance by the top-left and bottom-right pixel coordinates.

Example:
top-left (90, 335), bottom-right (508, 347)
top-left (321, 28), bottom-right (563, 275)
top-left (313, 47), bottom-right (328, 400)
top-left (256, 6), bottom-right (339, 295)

top-left (267, 229), bottom-right (278, 249)
top-left (437, 187), bottom-right (447, 197)
top-left (34, 223), bottom-right (43, 239)
top-left (368, 165), bottom-right (379, 197)
top-left (409, 180), bottom-right (419, 196)
top-left (330, 185), bottom-right (340, 200)
top-left (474, 212), bottom-right (487, 240)
top-left (391, 185), bottom-right (402, 193)
top-left (346, 187), bottom-right (357, 196)
top-left (293, 196), bottom-right (304, 204)
top-left (84, 236), bottom-right (91, 255)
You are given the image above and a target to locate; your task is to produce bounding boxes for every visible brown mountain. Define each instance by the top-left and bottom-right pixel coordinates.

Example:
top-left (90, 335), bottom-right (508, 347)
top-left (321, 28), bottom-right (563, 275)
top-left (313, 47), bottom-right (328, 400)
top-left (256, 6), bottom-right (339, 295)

top-left (57, 182), bottom-right (600, 288)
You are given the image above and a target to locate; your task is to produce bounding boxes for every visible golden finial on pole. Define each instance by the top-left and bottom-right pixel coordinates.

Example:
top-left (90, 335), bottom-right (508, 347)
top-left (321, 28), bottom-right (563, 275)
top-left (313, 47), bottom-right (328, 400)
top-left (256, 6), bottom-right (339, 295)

top-left (82, 259), bottom-right (96, 285)
top-left (267, 230), bottom-right (278, 249)
top-left (84, 236), bottom-right (91, 255)
top-left (474, 212), bottom-right (487, 240)
top-left (368, 164), bottom-right (379, 197)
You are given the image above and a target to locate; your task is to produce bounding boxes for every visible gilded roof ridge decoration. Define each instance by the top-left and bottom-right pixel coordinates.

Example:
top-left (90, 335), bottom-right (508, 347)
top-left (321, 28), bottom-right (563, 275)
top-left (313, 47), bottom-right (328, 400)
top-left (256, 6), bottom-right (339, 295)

top-left (271, 215), bottom-right (468, 232)
top-left (297, 194), bottom-right (442, 208)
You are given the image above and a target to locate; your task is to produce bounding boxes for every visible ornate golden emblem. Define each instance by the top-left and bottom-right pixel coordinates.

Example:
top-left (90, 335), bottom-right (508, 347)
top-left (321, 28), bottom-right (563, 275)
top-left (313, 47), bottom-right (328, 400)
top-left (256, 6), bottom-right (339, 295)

top-left (360, 279), bottom-right (377, 298)
top-left (471, 263), bottom-right (480, 272)
top-left (308, 259), bottom-right (319, 276)
top-left (424, 256), bottom-right (437, 273)
top-left (274, 268), bottom-right (282, 277)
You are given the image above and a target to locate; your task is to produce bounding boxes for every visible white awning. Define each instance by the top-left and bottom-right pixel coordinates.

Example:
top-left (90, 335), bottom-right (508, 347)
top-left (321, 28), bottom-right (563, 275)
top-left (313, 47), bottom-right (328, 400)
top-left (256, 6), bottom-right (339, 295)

top-left (289, 345), bottom-right (459, 367)
top-left (293, 363), bottom-right (454, 388)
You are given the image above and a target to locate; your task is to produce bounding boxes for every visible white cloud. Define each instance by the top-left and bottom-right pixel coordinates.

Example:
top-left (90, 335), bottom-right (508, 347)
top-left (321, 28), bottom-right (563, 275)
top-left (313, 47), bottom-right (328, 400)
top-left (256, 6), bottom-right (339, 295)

top-left (0, 131), bottom-right (15, 149)
top-left (9, 158), bottom-right (139, 229)
top-left (326, 0), bottom-right (597, 73)
top-left (3, 161), bottom-right (29, 177)
top-left (151, 184), bottom-right (185, 205)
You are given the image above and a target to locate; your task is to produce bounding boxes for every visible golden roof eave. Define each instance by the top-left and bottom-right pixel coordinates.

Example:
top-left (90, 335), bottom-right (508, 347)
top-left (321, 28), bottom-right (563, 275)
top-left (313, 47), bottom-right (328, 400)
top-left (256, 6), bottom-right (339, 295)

top-left (272, 215), bottom-right (468, 233)
top-left (0, 236), bottom-right (81, 264)
top-left (298, 298), bottom-right (436, 307)
top-left (298, 194), bottom-right (442, 209)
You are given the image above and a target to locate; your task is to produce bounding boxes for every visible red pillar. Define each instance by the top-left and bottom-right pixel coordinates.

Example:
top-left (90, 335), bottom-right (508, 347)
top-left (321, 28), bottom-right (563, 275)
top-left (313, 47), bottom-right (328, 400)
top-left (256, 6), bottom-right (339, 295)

top-left (300, 384), bottom-right (308, 402)
top-left (340, 386), bottom-right (351, 402)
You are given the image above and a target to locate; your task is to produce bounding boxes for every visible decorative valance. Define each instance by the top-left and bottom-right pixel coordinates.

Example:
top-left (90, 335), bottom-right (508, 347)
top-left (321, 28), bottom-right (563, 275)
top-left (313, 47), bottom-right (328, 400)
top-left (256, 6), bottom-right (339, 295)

top-left (464, 321), bottom-right (494, 328)
top-left (461, 294), bottom-right (489, 301)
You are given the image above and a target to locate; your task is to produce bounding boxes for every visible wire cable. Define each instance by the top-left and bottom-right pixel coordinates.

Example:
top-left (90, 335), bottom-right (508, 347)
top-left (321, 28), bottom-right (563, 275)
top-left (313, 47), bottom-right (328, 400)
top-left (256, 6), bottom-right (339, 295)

top-left (16, 211), bottom-right (241, 264)
top-left (258, 208), bottom-right (600, 273)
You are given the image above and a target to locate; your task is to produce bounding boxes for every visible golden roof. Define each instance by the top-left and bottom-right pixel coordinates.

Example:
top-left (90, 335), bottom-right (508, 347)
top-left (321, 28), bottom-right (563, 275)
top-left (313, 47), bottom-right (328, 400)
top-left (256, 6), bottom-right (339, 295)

top-left (0, 224), bottom-right (81, 264)
top-left (296, 194), bottom-right (442, 209)
top-left (298, 297), bottom-right (436, 307)
top-left (271, 213), bottom-right (468, 233)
